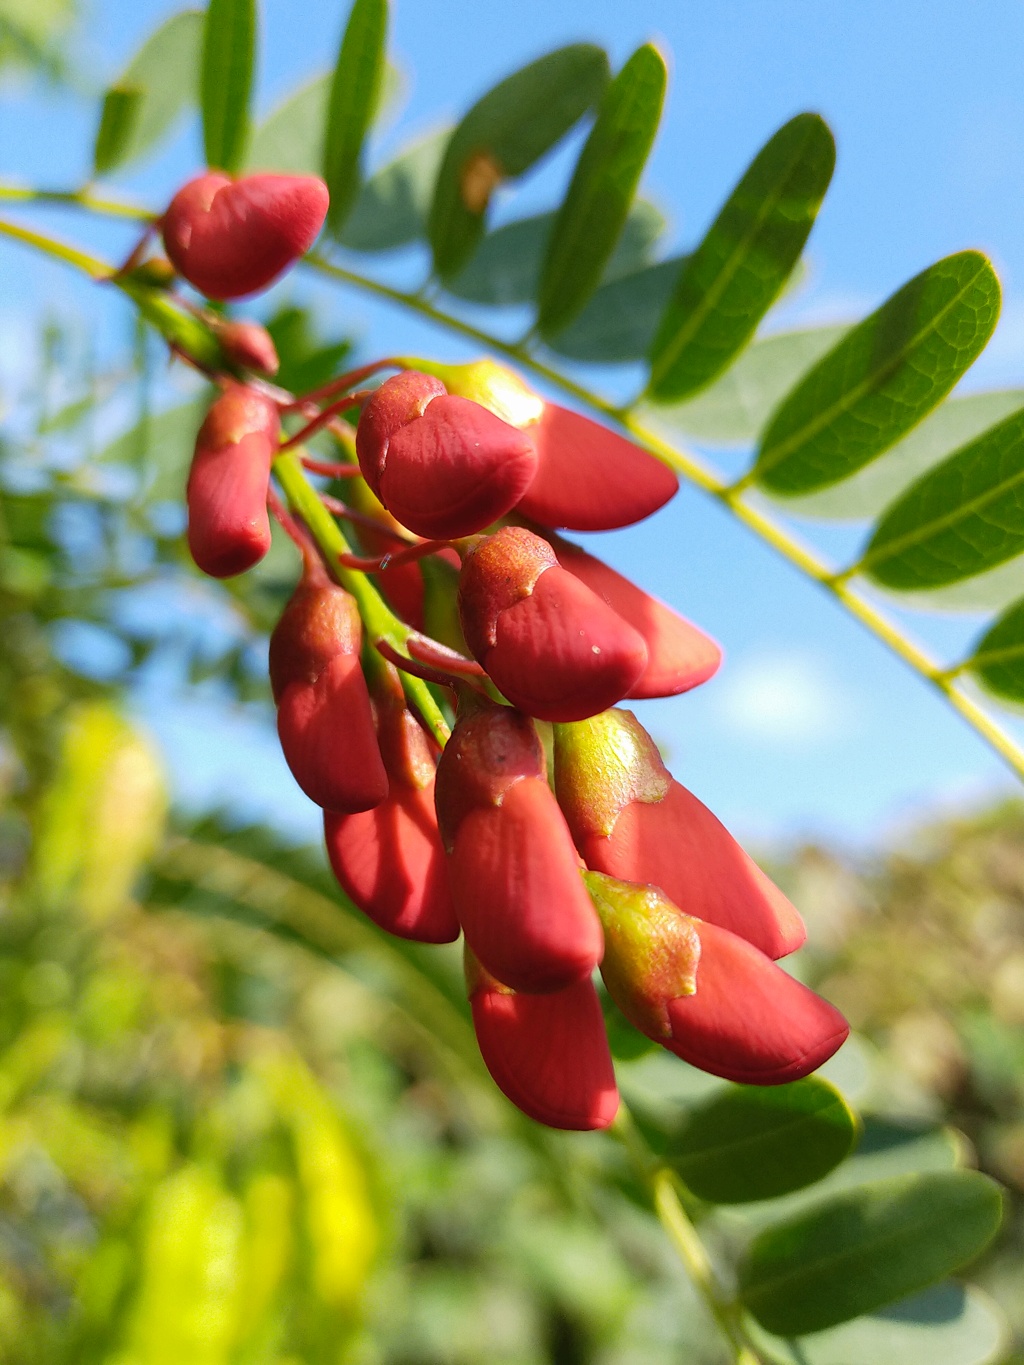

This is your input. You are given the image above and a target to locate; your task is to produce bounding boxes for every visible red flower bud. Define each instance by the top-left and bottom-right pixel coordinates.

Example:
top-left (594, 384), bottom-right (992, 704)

top-left (410, 360), bottom-right (677, 530)
top-left (586, 872), bottom-right (848, 1085)
top-left (324, 668), bottom-right (458, 943)
top-left (269, 564), bottom-right (387, 813)
top-left (435, 699), bottom-right (602, 993)
top-left (186, 384), bottom-right (279, 578)
top-left (467, 950), bottom-right (619, 1131)
top-left (555, 710), bottom-right (805, 960)
top-left (355, 371), bottom-right (538, 539)
top-left (216, 320), bottom-right (280, 375)
top-left (458, 527), bottom-right (648, 722)
top-left (553, 537), bottom-right (722, 698)
top-left (162, 172), bottom-right (329, 300)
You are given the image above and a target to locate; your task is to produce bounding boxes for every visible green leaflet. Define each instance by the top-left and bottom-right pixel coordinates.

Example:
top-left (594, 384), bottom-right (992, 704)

top-left (201, 0), bottom-right (256, 173)
top-left (445, 198), bottom-right (666, 307)
top-left (91, 10), bottom-right (202, 175)
top-left (322, 0), bottom-right (389, 234)
top-left (92, 86), bottom-right (143, 177)
top-left (857, 405), bottom-right (1024, 590)
top-left (754, 252), bottom-right (1001, 495)
top-left (428, 44), bottom-right (610, 279)
top-left (967, 597), bottom-right (1024, 703)
top-left (648, 113), bottom-right (835, 403)
top-left (547, 257), bottom-right (683, 364)
top-left (337, 126), bottom-right (450, 252)
top-left (737, 1170), bottom-right (1003, 1337)
top-left (636, 324), bottom-right (850, 448)
top-left (537, 44), bottom-right (666, 338)
top-left (665, 1078), bottom-right (858, 1205)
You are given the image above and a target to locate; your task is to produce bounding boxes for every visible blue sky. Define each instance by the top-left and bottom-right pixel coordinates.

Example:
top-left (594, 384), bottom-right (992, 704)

top-left (4, 0), bottom-right (1024, 849)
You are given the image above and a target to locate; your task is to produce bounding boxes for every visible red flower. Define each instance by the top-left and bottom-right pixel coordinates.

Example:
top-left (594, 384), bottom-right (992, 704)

top-left (587, 872), bottom-right (848, 1085)
top-left (186, 384), bottom-right (280, 578)
top-left (459, 526), bottom-right (648, 721)
top-left (434, 698), bottom-right (603, 992)
top-left (269, 562), bottom-right (387, 813)
top-left (467, 951), bottom-right (619, 1131)
top-left (552, 536), bottom-right (722, 698)
top-left (355, 371), bottom-right (538, 539)
top-left (162, 172), bottom-right (329, 299)
top-left (324, 668), bottom-right (458, 943)
top-left (555, 710), bottom-right (806, 960)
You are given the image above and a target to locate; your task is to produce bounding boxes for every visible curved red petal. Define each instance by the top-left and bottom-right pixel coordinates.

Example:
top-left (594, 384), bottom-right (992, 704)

top-left (580, 782), bottom-right (806, 959)
top-left (664, 921), bottom-right (848, 1084)
top-left (448, 778), bottom-right (602, 992)
top-left (516, 404), bottom-right (677, 531)
top-left (471, 979), bottom-right (619, 1130)
top-left (186, 430), bottom-right (273, 577)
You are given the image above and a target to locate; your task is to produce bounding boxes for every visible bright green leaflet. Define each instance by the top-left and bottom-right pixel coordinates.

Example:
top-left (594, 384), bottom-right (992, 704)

top-left (323, 0), bottom-right (388, 234)
top-left (648, 113), bottom-right (835, 402)
top-left (967, 596), bottom-right (1024, 702)
top-left (737, 1170), bottom-right (1004, 1336)
top-left (428, 44), bottom-right (610, 279)
top-left (858, 405), bottom-right (1024, 590)
top-left (200, 0), bottom-right (256, 173)
top-left (666, 1078), bottom-right (858, 1205)
top-left (754, 252), bottom-right (1001, 495)
top-left (92, 87), bottom-right (143, 177)
top-left (537, 43), bottom-right (666, 338)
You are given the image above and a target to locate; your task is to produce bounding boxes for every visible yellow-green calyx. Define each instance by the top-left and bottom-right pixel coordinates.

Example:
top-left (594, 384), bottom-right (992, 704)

top-left (399, 357), bottom-right (545, 430)
top-left (554, 709), bottom-right (671, 838)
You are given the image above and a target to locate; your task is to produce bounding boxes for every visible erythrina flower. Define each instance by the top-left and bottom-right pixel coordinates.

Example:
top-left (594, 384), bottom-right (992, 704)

top-left (324, 663), bottom-right (458, 943)
top-left (434, 696), bottom-right (603, 992)
top-left (161, 172), bottom-right (329, 299)
top-left (268, 556), bottom-right (388, 813)
top-left (554, 709), bottom-right (806, 960)
top-left (551, 534), bottom-right (722, 698)
top-left (412, 359), bottom-right (678, 530)
top-left (466, 948), bottom-right (619, 1130)
top-left (355, 370), bottom-right (538, 539)
top-left (186, 383), bottom-right (280, 578)
top-left (458, 526), bottom-right (648, 722)
top-left (586, 871), bottom-right (849, 1085)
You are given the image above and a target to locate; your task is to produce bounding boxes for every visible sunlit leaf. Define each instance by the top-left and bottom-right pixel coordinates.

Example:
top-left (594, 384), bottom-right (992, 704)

top-left (537, 44), bottom-right (666, 338)
top-left (323, 0), bottom-right (389, 234)
top-left (201, 0), bottom-right (256, 173)
top-left (428, 44), bottom-right (610, 279)
top-left (967, 596), bottom-right (1024, 702)
top-left (92, 86), bottom-right (143, 177)
top-left (858, 405), bottom-right (1024, 590)
top-left (754, 253), bottom-right (1001, 495)
top-left (648, 114), bottom-right (835, 402)
top-left (547, 257), bottom-right (682, 363)
top-left (337, 125), bottom-right (450, 252)
top-left (666, 1078), bottom-right (858, 1205)
top-left (737, 1170), bottom-right (1004, 1336)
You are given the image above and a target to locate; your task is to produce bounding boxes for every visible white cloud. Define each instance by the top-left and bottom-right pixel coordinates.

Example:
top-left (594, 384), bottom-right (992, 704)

top-left (714, 650), bottom-right (849, 747)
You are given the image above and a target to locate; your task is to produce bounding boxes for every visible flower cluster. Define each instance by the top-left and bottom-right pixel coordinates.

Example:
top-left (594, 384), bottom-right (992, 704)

top-left (150, 167), bottom-right (848, 1131)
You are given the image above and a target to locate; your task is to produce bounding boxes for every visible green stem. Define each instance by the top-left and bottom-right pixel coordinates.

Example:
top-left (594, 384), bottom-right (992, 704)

top-left (0, 182), bottom-right (153, 220)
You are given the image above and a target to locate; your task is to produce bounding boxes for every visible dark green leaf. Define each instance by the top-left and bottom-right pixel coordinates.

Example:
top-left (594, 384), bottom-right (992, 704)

top-left (967, 596), bottom-right (1024, 703)
top-left (636, 325), bottom-right (850, 447)
top-left (323, 0), bottom-right (389, 234)
top-left (858, 405), bottom-right (1024, 590)
top-left (92, 10), bottom-right (203, 174)
top-left (445, 198), bottom-right (666, 307)
top-left (201, 0), bottom-right (256, 173)
top-left (666, 1078), bottom-right (857, 1205)
top-left (738, 1170), bottom-right (1003, 1336)
top-left (92, 86), bottom-right (143, 176)
top-left (336, 126), bottom-right (450, 252)
top-left (547, 257), bottom-right (683, 363)
top-left (754, 252), bottom-right (1001, 495)
top-left (429, 44), bottom-right (610, 279)
top-left (648, 114), bottom-right (835, 402)
top-left (787, 390), bottom-right (1024, 522)
top-left (537, 44), bottom-right (666, 338)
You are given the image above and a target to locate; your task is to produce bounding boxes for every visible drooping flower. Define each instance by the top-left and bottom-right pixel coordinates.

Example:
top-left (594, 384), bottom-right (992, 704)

top-left (268, 558), bottom-right (388, 813)
top-left (434, 696), bottom-right (603, 992)
top-left (586, 871), bottom-right (849, 1084)
top-left (186, 383), bottom-right (280, 578)
top-left (161, 172), bottom-right (329, 299)
top-left (458, 526), bottom-right (648, 721)
top-left (555, 709), bottom-right (806, 959)
top-left (355, 370), bottom-right (537, 539)
top-left (467, 948), bottom-right (619, 1130)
